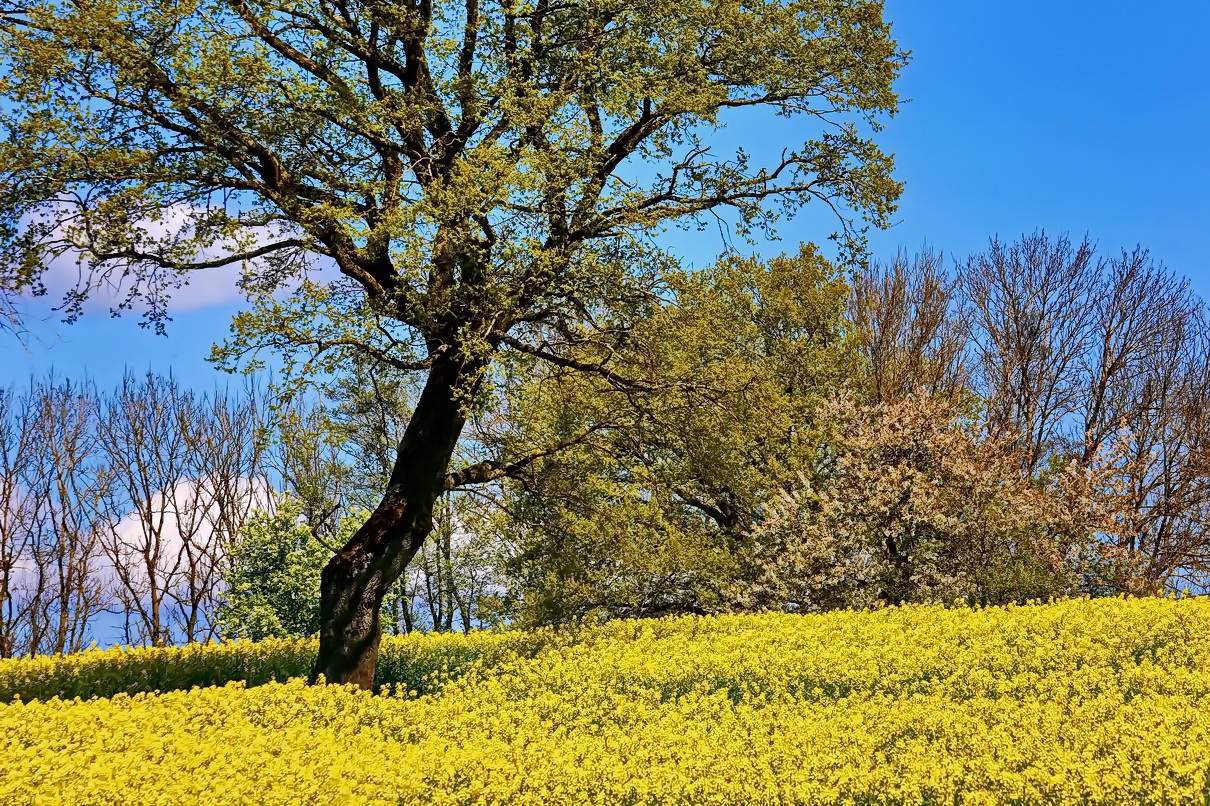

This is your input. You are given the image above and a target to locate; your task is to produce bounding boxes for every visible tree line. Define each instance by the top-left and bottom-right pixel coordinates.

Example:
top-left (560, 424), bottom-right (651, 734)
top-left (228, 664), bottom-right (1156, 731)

top-left (3, 232), bottom-right (1205, 658)
top-left (487, 233), bottom-right (1210, 622)
top-left (853, 233), bottom-right (1210, 591)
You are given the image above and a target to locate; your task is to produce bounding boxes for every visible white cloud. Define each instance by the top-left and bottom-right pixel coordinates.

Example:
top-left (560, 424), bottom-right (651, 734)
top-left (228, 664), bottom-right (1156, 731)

top-left (99, 475), bottom-right (275, 594)
top-left (22, 203), bottom-right (297, 315)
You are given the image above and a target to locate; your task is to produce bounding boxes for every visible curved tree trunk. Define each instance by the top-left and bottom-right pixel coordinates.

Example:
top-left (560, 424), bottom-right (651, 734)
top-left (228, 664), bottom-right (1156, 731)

top-left (311, 352), bottom-right (484, 687)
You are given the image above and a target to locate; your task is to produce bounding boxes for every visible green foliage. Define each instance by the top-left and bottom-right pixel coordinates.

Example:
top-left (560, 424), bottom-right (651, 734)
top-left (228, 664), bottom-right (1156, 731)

top-left (497, 247), bottom-right (864, 624)
top-left (0, 0), bottom-right (905, 365)
top-left (218, 496), bottom-right (475, 638)
top-left (218, 499), bottom-right (408, 640)
top-left (217, 499), bottom-right (332, 641)
top-left (489, 246), bottom-right (1118, 622)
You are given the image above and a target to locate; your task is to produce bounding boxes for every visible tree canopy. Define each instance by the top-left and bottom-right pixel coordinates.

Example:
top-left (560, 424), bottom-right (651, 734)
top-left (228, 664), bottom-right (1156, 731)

top-left (1, 0), bottom-right (904, 330)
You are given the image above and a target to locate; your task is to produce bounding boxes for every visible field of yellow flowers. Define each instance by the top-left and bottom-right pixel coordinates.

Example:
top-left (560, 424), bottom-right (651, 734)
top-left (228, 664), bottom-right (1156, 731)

top-left (5, 597), bottom-right (1210, 805)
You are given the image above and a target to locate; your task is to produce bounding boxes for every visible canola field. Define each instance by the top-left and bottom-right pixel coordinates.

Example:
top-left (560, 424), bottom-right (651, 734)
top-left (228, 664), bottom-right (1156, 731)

top-left (5, 598), bottom-right (1210, 805)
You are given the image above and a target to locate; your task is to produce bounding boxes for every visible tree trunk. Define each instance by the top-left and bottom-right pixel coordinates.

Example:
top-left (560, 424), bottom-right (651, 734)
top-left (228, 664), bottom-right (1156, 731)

top-left (311, 352), bottom-right (484, 687)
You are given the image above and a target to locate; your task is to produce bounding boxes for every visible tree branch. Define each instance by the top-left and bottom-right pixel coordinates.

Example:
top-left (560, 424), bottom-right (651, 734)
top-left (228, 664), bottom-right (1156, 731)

top-left (90, 238), bottom-right (308, 272)
top-left (444, 421), bottom-right (613, 489)
top-left (496, 332), bottom-right (657, 392)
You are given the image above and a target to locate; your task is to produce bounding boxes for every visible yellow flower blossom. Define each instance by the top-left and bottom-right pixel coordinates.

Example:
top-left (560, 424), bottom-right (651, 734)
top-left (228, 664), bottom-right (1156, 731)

top-left (4, 597), bottom-right (1210, 804)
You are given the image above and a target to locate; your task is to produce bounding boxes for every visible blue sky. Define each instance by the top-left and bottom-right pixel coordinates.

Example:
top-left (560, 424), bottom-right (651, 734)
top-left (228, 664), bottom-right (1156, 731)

top-left (3, 0), bottom-right (1209, 393)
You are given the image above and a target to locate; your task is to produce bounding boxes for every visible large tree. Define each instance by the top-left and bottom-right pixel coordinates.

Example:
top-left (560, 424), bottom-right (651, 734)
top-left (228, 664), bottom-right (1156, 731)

top-left (0, 0), bottom-right (905, 685)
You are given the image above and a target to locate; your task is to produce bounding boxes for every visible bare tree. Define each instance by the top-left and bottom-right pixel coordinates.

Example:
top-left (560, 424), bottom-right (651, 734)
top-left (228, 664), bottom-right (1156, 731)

top-left (1098, 313), bottom-right (1210, 591)
top-left (0, 386), bottom-right (40, 657)
top-left (26, 378), bottom-right (112, 655)
top-left (268, 396), bottom-right (350, 543)
top-left (96, 372), bottom-right (248, 645)
top-left (964, 233), bottom-right (1100, 471)
top-left (196, 384), bottom-right (273, 551)
top-left (850, 249), bottom-right (970, 403)
top-left (181, 384), bottom-right (274, 640)
top-left (0, 372), bottom-right (282, 652)
top-left (1078, 249), bottom-right (1198, 464)
top-left (1, 379), bottom-right (114, 656)
top-left (856, 233), bottom-right (1210, 593)
top-left (98, 373), bottom-right (189, 646)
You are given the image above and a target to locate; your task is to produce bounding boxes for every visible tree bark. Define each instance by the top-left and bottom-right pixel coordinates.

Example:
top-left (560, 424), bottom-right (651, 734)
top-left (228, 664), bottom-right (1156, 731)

top-left (311, 351), bottom-right (484, 687)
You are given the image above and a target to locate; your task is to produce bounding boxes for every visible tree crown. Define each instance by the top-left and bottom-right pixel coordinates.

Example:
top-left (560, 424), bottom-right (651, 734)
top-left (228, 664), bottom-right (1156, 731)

top-left (1, 0), bottom-right (905, 348)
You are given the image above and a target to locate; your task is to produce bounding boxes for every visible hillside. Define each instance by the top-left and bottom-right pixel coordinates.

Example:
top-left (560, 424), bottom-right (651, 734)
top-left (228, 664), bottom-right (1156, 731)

top-left (4, 597), bottom-right (1210, 804)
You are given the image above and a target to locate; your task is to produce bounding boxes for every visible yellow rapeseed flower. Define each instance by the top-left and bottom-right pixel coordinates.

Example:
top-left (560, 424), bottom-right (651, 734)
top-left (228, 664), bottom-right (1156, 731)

top-left (4, 597), bottom-right (1210, 803)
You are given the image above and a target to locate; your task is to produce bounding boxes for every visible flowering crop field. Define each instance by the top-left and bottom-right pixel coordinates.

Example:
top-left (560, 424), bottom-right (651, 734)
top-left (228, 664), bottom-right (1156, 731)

top-left (5, 598), bottom-right (1210, 805)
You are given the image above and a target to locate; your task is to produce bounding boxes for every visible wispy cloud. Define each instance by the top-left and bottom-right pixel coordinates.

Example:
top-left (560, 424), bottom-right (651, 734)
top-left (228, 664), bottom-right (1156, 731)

top-left (21, 203), bottom-right (300, 316)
